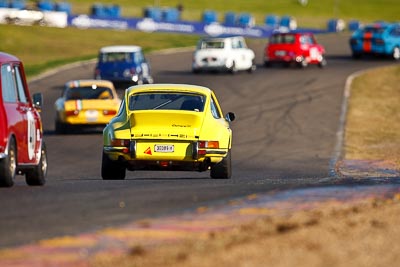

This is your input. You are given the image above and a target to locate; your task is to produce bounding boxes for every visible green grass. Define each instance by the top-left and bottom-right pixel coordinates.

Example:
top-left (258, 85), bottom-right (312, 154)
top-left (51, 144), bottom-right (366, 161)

top-left (1, 0), bottom-right (398, 77)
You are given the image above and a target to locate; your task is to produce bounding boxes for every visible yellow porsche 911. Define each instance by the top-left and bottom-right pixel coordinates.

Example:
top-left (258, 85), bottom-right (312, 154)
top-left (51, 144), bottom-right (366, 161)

top-left (55, 79), bottom-right (121, 134)
top-left (102, 84), bottom-right (235, 179)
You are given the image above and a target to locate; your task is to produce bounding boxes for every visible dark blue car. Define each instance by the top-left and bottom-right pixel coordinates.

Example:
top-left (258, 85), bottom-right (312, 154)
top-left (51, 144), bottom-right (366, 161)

top-left (94, 46), bottom-right (153, 85)
top-left (350, 23), bottom-right (400, 60)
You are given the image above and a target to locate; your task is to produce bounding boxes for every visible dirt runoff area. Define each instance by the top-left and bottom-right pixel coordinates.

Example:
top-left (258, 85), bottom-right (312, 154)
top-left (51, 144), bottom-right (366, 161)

top-left (93, 193), bottom-right (400, 267)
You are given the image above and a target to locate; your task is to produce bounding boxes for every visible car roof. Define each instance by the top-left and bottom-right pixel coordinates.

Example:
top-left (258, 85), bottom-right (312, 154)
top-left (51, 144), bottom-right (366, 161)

top-left (0, 52), bottom-right (20, 63)
top-left (200, 36), bottom-right (244, 42)
top-left (272, 32), bottom-right (312, 36)
top-left (126, 84), bottom-right (212, 96)
top-left (99, 46), bottom-right (142, 53)
top-left (65, 79), bottom-right (115, 89)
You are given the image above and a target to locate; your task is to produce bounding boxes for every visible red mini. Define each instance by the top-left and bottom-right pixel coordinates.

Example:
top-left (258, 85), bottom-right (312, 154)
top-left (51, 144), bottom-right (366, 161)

top-left (0, 52), bottom-right (47, 187)
top-left (264, 32), bottom-right (327, 68)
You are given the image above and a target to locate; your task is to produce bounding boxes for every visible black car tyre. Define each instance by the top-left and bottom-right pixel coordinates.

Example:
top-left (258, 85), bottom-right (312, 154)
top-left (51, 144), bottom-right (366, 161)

top-left (352, 52), bottom-right (362, 59)
top-left (210, 150), bottom-right (232, 179)
top-left (247, 61), bottom-right (256, 73)
top-left (101, 152), bottom-right (126, 180)
top-left (318, 57), bottom-right (327, 68)
top-left (55, 120), bottom-right (68, 134)
top-left (298, 57), bottom-right (308, 68)
top-left (25, 142), bottom-right (47, 186)
top-left (230, 62), bottom-right (237, 74)
top-left (0, 138), bottom-right (17, 187)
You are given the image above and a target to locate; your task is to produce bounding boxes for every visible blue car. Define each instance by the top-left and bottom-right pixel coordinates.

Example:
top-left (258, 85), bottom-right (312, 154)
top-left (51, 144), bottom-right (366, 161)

top-left (350, 23), bottom-right (400, 60)
top-left (94, 45), bottom-right (154, 85)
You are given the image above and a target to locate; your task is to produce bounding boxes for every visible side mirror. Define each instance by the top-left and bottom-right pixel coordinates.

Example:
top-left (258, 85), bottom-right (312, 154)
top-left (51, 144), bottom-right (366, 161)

top-left (32, 93), bottom-right (43, 111)
top-left (225, 112), bottom-right (235, 122)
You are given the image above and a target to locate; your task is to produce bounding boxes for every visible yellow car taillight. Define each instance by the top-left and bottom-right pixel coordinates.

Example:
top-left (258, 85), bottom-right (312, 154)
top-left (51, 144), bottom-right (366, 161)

top-left (198, 141), bottom-right (219, 149)
top-left (110, 139), bottom-right (130, 147)
top-left (103, 110), bottom-right (117, 116)
top-left (65, 110), bottom-right (79, 116)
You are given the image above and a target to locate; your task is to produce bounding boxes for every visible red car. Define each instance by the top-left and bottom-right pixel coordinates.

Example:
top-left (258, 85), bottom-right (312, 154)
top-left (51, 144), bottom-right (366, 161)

top-left (264, 32), bottom-right (327, 68)
top-left (0, 52), bottom-right (47, 187)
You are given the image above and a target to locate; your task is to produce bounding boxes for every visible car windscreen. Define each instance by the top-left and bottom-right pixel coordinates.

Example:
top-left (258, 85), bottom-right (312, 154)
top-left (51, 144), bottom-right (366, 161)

top-left (364, 27), bottom-right (386, 34)
top-left (99, 52), bottom-right (135, 63)
top-left (129, 92), bottom-right (205, 112)
top-left (270, 34), bottom-right (295, 44)
top-left (65, 86), bottom-right (114, 100)
top-left (200, 40), bottom-right (225, 49)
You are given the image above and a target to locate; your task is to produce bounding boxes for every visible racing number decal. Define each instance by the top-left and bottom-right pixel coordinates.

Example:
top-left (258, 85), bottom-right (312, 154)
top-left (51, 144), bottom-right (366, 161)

top-left (27, 111), bottom-right (36, 160)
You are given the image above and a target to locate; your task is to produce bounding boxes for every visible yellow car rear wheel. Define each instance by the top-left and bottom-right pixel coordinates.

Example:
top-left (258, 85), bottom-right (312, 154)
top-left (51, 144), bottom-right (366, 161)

top-left (101, 152), bottom-right (126, 180)
top-left (210, 150), bottom-right (232, 179)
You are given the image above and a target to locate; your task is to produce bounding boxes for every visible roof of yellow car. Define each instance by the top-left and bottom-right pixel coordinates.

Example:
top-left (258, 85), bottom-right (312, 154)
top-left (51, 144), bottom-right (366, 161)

top-left (126, 84), bottom-right (212, 96)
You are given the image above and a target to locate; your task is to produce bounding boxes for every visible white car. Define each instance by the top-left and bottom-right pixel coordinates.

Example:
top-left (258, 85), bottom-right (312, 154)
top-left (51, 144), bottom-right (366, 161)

top-left (192, 36), bottom-right (256, 74)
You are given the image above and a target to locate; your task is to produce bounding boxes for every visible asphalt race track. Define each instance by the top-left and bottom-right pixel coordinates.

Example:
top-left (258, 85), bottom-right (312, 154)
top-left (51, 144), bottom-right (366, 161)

top-left (0, 33), bottom-right (397, 248)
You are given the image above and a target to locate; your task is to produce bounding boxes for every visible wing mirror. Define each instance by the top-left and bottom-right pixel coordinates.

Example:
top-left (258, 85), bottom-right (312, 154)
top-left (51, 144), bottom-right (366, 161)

top-left (225, 112), bottom-right (235, 122)
top-left (32, 93), bottom-right (43, 111)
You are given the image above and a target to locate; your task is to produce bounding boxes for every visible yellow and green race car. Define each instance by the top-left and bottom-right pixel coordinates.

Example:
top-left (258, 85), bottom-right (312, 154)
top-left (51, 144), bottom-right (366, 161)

top-left (55, 79), bottom-right (121, 134)
top-left (102, 84), bottom-right (235, 179)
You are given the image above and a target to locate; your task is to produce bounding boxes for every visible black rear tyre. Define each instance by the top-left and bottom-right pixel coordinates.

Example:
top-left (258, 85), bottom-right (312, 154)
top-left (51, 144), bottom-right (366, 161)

top-left (0, 139), bottom-right (17, 187)
top-left (230, 62), bottom-right (237, 74)
top-left (101, 152), bottom-right (126, 180)
top-left (318, 57), bottom-right (327, 68)
top-left (210, 150), bottom-right (232, 179)
top-left (25, 142), bottom-right (47, 186)
top-left (55, 120), bottom-right (67, 134)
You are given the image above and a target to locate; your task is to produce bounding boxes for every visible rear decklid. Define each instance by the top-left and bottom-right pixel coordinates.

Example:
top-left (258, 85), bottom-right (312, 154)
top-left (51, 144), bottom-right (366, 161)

top-left (130, 111), bottom-right (205, 140)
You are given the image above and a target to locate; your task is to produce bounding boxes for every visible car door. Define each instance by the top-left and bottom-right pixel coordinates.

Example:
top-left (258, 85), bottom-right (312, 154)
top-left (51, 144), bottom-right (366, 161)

top-left (389, 26), bottom-right (400, 52)
top-left (1, 63), bottom-right (28, 164)
top-left (135, 51), bottom-right (149, 78)
top-left (301, 34), bottom-right (320, 61)
top-left (13, 63), bottom-right (39, 163)
top-left (232, 38), bottom-right (252, 69)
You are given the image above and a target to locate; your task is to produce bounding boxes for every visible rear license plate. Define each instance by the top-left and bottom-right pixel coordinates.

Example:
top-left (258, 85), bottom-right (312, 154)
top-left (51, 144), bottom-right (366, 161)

top-left (154, 144), bottom-right (174, 153)
top-left (85, 110), bottom-right (98, 122)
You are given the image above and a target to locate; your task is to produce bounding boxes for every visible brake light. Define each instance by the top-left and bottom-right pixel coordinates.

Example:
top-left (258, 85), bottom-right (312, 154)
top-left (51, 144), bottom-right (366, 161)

top-left (111, 139), bottom-right (130, 147)
top-left (103, 110), bottom-right (117, 116)
top-left (65, 110), bottom-right (79, 116)
top-left (198, 141), bottom-right (219, 149)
